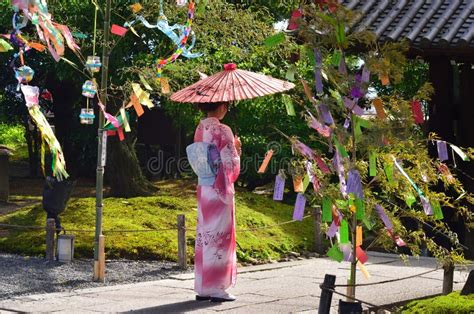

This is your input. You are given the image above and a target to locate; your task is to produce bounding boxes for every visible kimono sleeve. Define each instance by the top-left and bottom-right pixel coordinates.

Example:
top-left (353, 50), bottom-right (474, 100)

top-left (218, 125), bottom-right (241, 184)
top-left (213, 125), bottom-right (240, 203)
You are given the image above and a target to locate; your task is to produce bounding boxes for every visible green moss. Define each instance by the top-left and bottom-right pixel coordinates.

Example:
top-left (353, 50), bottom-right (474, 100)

top-left (401, 292), bottom-right (474, 313)
top-left (0, 183), bottom-right (315, 263)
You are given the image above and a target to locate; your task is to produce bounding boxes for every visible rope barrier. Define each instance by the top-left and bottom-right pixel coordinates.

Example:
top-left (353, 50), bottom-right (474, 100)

top-left (319, 285), bottom-right (378, 307)
top-left (327, 267), bottom-right (441, 288)
top-left (0, 215), bottom-right (312, 234)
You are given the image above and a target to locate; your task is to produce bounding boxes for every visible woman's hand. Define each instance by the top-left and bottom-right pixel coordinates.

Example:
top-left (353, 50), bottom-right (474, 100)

top-left (234, 136), bottom-right (242, 156)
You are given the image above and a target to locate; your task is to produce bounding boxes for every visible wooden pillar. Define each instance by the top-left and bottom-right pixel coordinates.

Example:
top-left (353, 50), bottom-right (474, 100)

top-left (458, 62), bottom-right (474, 259)
top-left (428, 57), bottom-right (455, 142)
top-left (443, 263), bottom-right (454, 295)
top-left (0, 154), bottom-right (9, 202)
top-left (45, 218), bottom-right (55, 261)
top-left (93, 235), bottom-right (106, 282)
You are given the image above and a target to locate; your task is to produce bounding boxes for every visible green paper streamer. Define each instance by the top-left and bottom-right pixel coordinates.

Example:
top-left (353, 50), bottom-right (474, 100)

top-left (286, 65), bottom-right (296, 81)
top-left (384, 163), bottom-right (394, 184)
top-left (340, 219), bottom-right (349, 243)
top-left (405, 193), bottom-right (416, 208)
top-left (369, 151), bottom-right (377, 177)
top-left (336, 22), bottom-right (346, 46)
top-left (336, 199), bottom-right (348, 210)
top-left (354, 117), bottom-right (371, 142)
top-left (363, 216), bottom-right (375, 230)
top-left (330, 89), bottom-right (344, 108)
top-left (327, 245), bottom-right (343, 262)
top-left (282, 95), bottom-right (295, 116)
top-left (264, 32), bottom-right (286, 48)
top-left (450, 144), bottom-right (469, 161)
top-left (0, 38), bottom-right (13, 52)
top-left (71, 32), bottom-right (88, 39)
top-left (432, 200), bottom-right (444, 220)
top-left (331, 51), bottom-right (341, 67)
top-left (302, 174), bottom-right (310, 193)
top-left (355, 198), bottom-right (365, 220)
top-left (333, 136), bottom-right (349, 158)
top-left (322, 197), bottom-right (332, 222)
top-left (301, 45), bottom-right (315, 66)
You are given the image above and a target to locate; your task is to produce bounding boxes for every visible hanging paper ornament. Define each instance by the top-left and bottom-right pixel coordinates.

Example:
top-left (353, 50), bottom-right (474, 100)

top-left (21, 84), bottom-right (68, 180)
top-left (411, 100), bottom-right (424, 124)
top-left (86, 56), bottom-right (102, 73)
top-left (0, 38), bottom-right (14, 52)
top-left (287, 7), bottom-right (303, 31)
top-left (79, 108), bottom-right (95, 125)
top-left (82, 80), bottom-right (97, 98)
top-left (15, 65), bottom-right (34, 83)
top-left (176, 0), bottom-right (188, 7)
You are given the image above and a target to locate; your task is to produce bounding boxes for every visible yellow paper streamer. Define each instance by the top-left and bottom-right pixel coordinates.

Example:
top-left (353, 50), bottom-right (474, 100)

top-left (357, 261), bottom-right (370, 279)
top-left (120, 108), bottom-right (131, 132)
top-left (139, 74), bottom-right (153, 91)
top-left (132, 83), bottom-right (154, 108)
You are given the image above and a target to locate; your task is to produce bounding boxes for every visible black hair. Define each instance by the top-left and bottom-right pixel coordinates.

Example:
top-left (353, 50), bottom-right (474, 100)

top-left (197, 102), bottom-right (226, 113)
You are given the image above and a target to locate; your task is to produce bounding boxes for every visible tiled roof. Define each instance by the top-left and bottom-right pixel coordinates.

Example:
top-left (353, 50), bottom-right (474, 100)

top-left (342, 0), bottom-right (474, 55)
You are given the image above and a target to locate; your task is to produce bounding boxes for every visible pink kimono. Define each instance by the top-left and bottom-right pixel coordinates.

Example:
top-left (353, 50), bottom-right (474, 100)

top-left (193, 117), bottom-right (240, 296)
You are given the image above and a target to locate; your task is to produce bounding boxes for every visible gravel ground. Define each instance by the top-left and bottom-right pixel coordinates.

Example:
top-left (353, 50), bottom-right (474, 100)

top-left (0, 253), bottom-right (191, 300)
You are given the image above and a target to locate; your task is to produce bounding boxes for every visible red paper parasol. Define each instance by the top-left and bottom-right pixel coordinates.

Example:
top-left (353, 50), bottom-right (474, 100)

top-left (170, 63), bottom-right (295, 103)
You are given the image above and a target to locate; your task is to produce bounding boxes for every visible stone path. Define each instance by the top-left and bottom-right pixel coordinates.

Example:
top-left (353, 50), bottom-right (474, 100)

top-left (0, 252), bottom-right (471, 313)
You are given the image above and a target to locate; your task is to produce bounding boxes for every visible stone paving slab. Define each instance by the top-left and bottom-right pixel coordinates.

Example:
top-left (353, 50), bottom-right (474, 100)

top-left (0, 252), bottom-right (472, 313)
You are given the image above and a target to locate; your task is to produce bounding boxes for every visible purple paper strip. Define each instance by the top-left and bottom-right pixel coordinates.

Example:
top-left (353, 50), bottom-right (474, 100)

top-left (334, 151), bottom-right (347, 197)
top-left (326, 221), bottom-right (338, 238)
top-left (273, 175), bottom-right (285, 201)
top-left (339, 52), bottom-right (347, 74)
top-left (340, 243), bottom-right (352, 262)
top-left (314, 68), bottom-right (324, 94)
top-left (361, 66), bottom-right (370, 83)
top-left (344, 117), bottom-right (351, 129)
top-left (343, 97), bottom-right (364, 116)
top-left (375, 204), bottom-right (393, 230)
top-left (293, 140), bottom-right (314, 160)
top-left (293, 193), bottom-right (306, 221)
top-left (350, 86), bottom-right (364, 99)
top-left (421, 197), bottom-right (433, 215)
top-left (346, 169), bottom-right (364, 199)
top-left (436, 140), bottom-right (449, 162)
top-left (308, 114), bottom-right (331, 137)
top-left (314, 49), bottom-right (324, 94)
top-left (318, 104), bottom-right (334, 125)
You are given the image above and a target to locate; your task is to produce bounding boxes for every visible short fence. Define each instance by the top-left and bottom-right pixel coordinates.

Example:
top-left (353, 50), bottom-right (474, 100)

top-left (0, 208), bottom-right (459, 307)
top-left (0, 210), bottom-right (317, 273)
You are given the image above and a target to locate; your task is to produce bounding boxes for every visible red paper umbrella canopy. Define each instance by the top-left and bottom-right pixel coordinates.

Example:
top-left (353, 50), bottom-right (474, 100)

top-left (170, 63), bottom-right (295, 103)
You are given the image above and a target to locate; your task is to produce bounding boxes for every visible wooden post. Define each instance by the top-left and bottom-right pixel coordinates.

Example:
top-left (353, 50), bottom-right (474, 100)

top-left (45, 218), bottom-right (55, 261)
top-left (442, 263), bottom-right (454, 295)
top-left (312, 206), bottom-right (324, 254)
top-left (94, 235), bottom-right (106, 282)
top-left (318, 274), bottom-right (336, 314)
top-left (0, 153), bottom-right (10, 202)
top-left (177, 214), bottom-right (187, 269)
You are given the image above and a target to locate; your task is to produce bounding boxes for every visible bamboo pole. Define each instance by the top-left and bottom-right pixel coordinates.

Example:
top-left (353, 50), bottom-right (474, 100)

top-left (94, 0), bottom-right (111, 282)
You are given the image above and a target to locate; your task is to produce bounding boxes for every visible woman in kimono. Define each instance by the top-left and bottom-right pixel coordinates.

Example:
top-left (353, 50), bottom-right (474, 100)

top-left (193, 102), bottom-right (241, 302)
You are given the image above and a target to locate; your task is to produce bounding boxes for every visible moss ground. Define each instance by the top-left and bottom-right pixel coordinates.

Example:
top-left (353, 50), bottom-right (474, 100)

top-left (401, 292), bottom-right (474, 313)
top-left (0, 180), bottom-right (315, 263)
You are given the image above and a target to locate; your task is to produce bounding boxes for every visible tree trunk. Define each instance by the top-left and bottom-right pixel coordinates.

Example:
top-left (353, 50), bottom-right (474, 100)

top-left (106, 137), bottom-right (156, 198)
